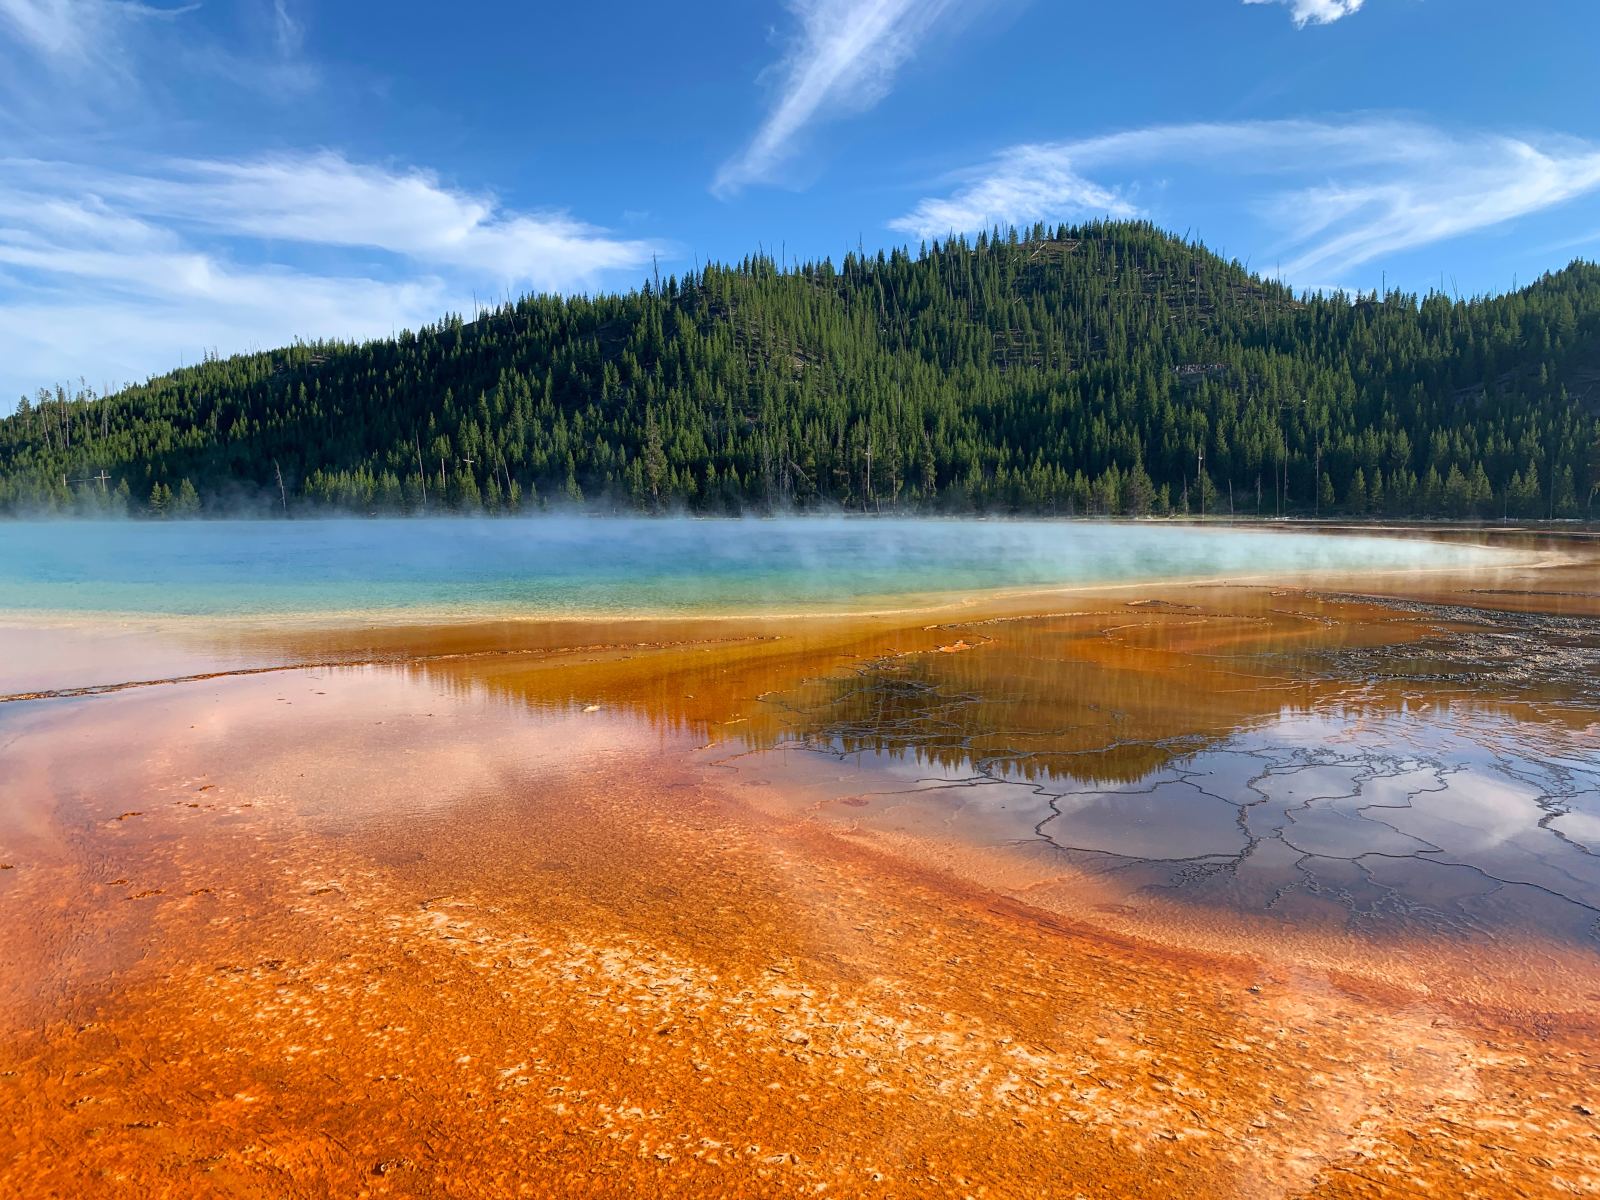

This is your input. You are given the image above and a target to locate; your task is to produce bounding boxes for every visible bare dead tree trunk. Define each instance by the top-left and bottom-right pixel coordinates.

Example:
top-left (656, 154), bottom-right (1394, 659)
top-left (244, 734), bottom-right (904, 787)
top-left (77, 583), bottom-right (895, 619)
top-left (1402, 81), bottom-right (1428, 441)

top-left (274, 459), bottom-right (289, 518)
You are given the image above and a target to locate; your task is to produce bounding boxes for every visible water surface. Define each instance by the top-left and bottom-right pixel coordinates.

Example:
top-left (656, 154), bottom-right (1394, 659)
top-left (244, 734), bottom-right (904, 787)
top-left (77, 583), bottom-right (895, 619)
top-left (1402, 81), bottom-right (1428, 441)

top-left (0, 517), bottom-right (1503, 620)
top-left (2, 525), bottom-right (1598, 1197)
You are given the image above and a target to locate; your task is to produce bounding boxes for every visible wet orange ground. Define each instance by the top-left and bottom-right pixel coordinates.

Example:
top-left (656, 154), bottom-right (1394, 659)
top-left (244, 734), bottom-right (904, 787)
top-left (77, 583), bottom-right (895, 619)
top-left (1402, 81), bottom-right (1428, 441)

top-left (2, 536), bottom-right (1599, 1198)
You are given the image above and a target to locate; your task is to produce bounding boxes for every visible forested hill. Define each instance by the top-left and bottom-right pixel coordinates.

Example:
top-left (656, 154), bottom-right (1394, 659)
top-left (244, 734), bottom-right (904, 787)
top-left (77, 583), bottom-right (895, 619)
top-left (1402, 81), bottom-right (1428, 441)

top-left (4, 220), bottom-right (1600, 519)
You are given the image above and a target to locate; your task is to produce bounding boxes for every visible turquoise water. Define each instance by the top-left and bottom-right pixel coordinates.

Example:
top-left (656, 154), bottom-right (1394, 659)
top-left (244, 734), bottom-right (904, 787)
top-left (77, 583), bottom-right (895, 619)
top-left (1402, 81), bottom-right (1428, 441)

top-left (0, 518), bottom-right (1503, 620)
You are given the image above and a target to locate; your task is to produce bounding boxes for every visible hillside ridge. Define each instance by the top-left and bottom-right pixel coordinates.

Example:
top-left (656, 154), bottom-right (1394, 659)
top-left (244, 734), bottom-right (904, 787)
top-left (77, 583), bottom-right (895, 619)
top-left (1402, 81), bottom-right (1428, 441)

top-left (3, 220), bottom-right (1599, 518)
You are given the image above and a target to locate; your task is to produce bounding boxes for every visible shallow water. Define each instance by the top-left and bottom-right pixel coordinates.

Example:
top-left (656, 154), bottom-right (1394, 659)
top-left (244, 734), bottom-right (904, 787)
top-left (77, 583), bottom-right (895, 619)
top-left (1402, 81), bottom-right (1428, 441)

top-left (0, 516), bottom-right (1504, 618)
top-left (773, 703), bottom-right (1600, 944)
top-left (682, 583), bottom-right (1600, 950)
top-left (2, 526), bottom-right (1598, 1197)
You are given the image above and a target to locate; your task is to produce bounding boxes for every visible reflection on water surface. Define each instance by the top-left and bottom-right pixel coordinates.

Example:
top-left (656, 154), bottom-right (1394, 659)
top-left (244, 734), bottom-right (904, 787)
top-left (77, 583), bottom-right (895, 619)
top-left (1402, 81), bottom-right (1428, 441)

top-left (700, 586), bottom-right (1600, 947)
top-left (2, 528), bottom-right (1599, 1198)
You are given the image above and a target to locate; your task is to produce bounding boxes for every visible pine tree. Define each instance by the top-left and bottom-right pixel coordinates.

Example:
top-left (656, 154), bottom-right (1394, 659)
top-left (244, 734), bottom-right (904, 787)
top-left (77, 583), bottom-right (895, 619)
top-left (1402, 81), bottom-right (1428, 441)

top-left (1346, 468), bottom-right (1367, 515)
top-left (173, 479), bottom-right (201, 516)
top-left (1, 222), bottom-right (1597, 521)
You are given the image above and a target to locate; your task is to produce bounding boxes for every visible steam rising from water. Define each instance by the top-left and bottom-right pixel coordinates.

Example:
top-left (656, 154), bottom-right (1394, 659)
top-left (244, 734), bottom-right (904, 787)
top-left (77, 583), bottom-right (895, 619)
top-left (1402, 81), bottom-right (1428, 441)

top-left (0, 517), bottom-right (1503, 620)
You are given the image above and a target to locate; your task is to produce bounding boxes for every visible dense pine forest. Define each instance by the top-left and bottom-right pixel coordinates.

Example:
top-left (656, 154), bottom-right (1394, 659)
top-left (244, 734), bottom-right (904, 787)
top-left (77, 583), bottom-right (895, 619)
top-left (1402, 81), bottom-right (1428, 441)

top-left (4, 221), bottom-right (1600, 519)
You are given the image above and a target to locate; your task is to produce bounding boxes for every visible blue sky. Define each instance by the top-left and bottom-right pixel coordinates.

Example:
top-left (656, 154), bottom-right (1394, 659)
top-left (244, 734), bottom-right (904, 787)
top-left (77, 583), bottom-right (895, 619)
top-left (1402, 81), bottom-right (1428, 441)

top-left (3, 0), bottom-right (1599, 407)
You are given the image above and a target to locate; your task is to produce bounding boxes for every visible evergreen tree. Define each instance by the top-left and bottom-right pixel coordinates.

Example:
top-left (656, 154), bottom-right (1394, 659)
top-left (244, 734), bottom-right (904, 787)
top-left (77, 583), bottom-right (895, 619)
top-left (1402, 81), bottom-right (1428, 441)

top-left (173, 478), bottom-right (201, 516)
top-left (1, 222), bottom-right (1597, 521)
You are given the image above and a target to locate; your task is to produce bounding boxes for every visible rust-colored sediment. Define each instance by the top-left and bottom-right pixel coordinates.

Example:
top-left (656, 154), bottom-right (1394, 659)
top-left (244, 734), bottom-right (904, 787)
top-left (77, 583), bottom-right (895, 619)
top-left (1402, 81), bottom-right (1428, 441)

top-left (1, 543), bottom-right (1598, 1198)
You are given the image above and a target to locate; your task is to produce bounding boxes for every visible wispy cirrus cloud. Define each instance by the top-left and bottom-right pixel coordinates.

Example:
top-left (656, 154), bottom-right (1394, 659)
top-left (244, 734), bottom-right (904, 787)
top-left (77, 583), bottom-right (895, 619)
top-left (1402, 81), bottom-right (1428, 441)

top-left (889, 120), bottom-right (1600, 285)
top-left (890, 145), bottom-right (1139, 241)
top-left (0, 0), bottom-right (313, 129)
top-left (1243, 0), bottom-right (1366, 26)
top-left (714, 0), bottom-right (967, 197)
top-left (11, 153), bottom-right (662, 283)
top-left (0, 0), bottom-right (196, 70)
top-left (0, 153), bottom-right (664, 402)
top-left (271, 0), bottom-right (302, 56)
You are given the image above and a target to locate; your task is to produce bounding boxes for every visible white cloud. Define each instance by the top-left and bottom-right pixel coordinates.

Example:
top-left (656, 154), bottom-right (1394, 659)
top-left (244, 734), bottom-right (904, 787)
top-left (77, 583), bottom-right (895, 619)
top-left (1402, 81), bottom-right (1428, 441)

top-left (888, 120), bottom-right (1600, 285)
top-left (714, 0), bottom-right (963, 197)
top-left (0, 0), bottom-right (195, 69)
top-left (891, 145), bottom-right (1138, 240)
top-left (0, 0), bottom-right (306, 125)
top-left (1243, 0), bottom-right (1366, 27)
top-left (5, 280), bottom-right (453, 406)
top-left (0, 153), bottom-right (664, 402)
top-left (11, 153), bottom-right (659, 286)
top-left (271, 0), bottom-right (302, 57)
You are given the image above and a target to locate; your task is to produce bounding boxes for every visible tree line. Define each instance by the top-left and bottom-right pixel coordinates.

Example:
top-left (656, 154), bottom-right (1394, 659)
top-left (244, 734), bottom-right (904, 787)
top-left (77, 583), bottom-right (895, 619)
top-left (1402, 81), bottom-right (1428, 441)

top-left (3, 220), bottom-right (1599, 520)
